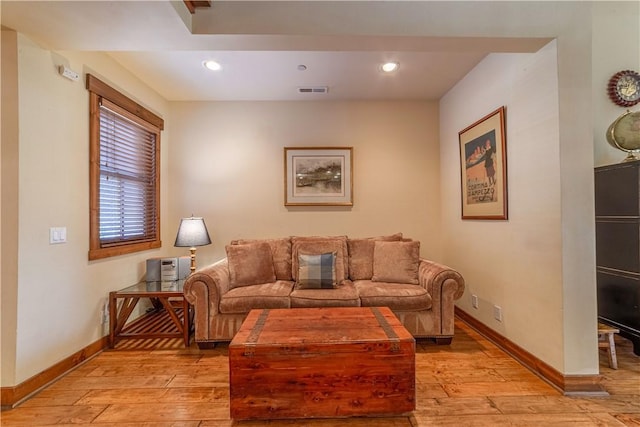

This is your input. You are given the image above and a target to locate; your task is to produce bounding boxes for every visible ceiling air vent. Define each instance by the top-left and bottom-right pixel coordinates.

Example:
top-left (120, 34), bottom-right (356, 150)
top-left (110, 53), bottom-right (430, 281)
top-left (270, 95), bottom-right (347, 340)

top-left (297, 86), bottom-right (329, 94)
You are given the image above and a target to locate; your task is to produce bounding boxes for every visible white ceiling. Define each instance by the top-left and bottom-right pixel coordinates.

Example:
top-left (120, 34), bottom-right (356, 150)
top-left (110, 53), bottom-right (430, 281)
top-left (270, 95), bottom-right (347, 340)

top-left (0, 1), bottom-right (551, 101)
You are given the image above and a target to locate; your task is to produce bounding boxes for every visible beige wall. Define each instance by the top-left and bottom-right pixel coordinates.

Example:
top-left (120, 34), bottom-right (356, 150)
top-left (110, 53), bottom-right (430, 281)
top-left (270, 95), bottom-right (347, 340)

top-left (167, 101), bottom-right (442, 267)
top-left (3, 33), bottom-right (171, 385)
top-left (441, 43), bottom-right (566, 370)
top-left (3, 31), bottom-right (441, 385)
top-left (3, 1), bottom-right (639, 387)
top-left (593, 1), bottom-right (640, 166)
top-left (439, 1), bottom-right (639, 374)
top-left (1, 29), bottom-right (20, 387)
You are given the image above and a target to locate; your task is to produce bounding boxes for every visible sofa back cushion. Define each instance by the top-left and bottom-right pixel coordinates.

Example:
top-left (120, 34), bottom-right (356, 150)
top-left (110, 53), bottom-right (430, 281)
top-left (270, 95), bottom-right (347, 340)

top-left (226, 242), bottom-right (277, 288)
top-left (291, 236), bottom-right (348, 282)
top-left (371, 240), bottom-right (420, 285)
top-left (296, 252), bottom-right (337, 289)
top-left (231, 237), bottom-right (292, 281)
top-left (347, 233), bottom-right (404, 281)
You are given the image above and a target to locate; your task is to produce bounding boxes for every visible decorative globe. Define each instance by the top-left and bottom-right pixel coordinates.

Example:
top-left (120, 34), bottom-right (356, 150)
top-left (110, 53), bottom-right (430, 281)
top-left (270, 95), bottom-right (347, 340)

top-left (607, 110), bottom-right (640, 162)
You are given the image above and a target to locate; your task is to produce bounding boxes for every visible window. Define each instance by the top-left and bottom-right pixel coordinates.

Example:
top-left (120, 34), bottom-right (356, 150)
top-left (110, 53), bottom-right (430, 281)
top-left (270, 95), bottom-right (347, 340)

top-left (87, 75), bottom-right (164, 260)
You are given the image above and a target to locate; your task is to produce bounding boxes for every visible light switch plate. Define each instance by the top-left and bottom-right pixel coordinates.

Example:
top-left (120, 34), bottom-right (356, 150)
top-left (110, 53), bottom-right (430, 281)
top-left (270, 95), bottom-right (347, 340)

top-left (50, 227), bottom-right (67, 244)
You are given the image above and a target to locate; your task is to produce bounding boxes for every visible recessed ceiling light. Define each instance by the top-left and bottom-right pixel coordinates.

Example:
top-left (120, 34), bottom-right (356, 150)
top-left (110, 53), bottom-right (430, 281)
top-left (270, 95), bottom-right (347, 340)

top-left (203, 60), bottom-right (222, 71)
top-left (381, 62), bottom-right (399, 73)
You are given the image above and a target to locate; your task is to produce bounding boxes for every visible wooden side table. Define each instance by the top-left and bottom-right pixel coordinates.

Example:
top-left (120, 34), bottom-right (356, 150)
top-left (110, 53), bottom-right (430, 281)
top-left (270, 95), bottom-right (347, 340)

top-left (109, 280), bottom-right (191, 348)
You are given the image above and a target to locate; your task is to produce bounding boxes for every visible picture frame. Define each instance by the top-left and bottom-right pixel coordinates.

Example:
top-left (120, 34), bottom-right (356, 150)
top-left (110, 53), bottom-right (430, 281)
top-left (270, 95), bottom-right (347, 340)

top-left (284, 147), bottom-right (353, 206)
top-left (458, 106), bottom-right (508, 220)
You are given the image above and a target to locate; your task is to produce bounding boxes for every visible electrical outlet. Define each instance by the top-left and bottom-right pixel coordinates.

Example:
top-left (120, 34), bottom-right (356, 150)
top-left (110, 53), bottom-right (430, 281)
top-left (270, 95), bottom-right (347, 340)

top-left (493, 305), bottom-right (503, 322)
top-left (471, 294), bottom-right (479, 309)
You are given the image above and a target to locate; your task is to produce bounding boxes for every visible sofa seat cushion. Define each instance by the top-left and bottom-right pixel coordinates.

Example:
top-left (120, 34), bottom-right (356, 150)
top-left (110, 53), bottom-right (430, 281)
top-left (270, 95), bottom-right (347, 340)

top-left (220, 281), bottom-right (294, 314)
top-left (290, 281), bottom-right (360, 308)
top-left (354, 280), bottom-right (432, 311)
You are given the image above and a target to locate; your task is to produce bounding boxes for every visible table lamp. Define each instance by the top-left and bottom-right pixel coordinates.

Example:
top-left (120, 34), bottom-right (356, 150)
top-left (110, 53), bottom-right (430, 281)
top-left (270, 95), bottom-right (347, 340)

top-left (174, 216), bottom-right (212, 273)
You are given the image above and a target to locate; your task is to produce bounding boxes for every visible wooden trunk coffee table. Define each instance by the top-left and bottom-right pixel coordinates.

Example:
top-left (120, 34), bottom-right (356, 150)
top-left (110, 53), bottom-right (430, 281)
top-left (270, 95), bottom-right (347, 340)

top-left (229, 307), bottom-right (415, 420)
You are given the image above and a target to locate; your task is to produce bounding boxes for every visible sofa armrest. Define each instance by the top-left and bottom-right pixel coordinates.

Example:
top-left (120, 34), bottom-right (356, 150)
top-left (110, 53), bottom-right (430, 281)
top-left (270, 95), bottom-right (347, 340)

top-left (418, 258), bottom-right (465, 336)
top-left (183, 258), bottom-right (230, 341)
top-left (418, 258), bottom-right (465, 300)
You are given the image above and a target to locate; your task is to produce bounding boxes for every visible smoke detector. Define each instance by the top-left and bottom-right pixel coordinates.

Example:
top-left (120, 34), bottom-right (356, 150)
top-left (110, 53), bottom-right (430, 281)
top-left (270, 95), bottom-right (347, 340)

top-left (297, 86), bottom-right (329, 94)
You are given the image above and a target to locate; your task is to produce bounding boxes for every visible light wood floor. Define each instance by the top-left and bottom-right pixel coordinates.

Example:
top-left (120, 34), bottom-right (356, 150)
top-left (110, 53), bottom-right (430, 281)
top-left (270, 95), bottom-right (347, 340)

top-left (2, 318), bottom-right (639, 426)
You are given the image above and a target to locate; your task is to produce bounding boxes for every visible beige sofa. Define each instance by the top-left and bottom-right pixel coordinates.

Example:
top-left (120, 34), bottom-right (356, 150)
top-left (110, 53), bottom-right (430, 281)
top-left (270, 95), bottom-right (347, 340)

top-left (184, 234), bottom-right (465, 348)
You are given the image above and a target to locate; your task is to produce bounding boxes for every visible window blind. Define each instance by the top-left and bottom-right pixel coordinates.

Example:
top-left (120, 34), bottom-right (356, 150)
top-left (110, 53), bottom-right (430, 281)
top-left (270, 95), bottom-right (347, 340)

top-left (98, 99), bottom-right (158, 246)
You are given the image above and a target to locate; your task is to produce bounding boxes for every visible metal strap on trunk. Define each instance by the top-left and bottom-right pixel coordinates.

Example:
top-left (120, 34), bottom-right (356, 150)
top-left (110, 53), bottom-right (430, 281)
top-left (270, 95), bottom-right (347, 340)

top-left (246, 309), bottom-right (270, 345)
top-left (371, 307), bottom-right (400, 343)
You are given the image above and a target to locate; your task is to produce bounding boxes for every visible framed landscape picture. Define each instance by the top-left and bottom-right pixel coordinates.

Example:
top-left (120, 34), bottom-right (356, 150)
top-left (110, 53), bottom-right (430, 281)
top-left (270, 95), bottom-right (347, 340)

top-left (284, 147), bottom-right (353, 206)
top-left (458, 107), bottom-right (508, 220)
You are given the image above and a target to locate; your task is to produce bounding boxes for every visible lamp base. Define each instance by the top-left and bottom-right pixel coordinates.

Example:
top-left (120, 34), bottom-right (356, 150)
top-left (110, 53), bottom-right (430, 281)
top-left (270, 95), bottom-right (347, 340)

top-left (190, 247), bottom-right (197, 273)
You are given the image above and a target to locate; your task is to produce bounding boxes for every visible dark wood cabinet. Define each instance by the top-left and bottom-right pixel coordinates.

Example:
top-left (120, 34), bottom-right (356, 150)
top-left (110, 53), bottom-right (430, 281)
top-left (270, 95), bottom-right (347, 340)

top-left (595, 161), bottom-right (640, 355)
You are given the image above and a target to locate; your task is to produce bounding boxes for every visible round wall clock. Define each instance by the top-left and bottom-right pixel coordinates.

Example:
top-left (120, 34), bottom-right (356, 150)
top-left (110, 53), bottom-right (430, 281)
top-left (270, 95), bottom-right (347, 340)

top-left (608, 70), bottom-right (640, 107)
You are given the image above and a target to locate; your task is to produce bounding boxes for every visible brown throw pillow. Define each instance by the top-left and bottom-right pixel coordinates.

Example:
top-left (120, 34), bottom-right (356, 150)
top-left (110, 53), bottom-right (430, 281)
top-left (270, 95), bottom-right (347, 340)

top-left (232, 237), bottom-right (292, 281)
top-left (371, 240), bottom-right (420, 284)
top-left (348, 233), bottom-right (403, 281)
top-left (226, 242), bottom-right (276, 288)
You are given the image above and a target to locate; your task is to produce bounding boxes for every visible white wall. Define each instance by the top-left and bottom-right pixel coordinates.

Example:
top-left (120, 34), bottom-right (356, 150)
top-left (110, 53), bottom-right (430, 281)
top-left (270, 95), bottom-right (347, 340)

top-left (441, 42), bottom-right (565, 369)
top-left (2, 33), bottom-right (171, 385)
top-left (167, 101), bottom-right (442, 267)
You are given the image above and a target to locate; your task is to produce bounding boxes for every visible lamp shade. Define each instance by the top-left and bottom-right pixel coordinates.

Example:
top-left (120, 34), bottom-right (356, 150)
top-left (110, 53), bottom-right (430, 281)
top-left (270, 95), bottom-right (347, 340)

top-left (174, 216), bottom-right (212, 248)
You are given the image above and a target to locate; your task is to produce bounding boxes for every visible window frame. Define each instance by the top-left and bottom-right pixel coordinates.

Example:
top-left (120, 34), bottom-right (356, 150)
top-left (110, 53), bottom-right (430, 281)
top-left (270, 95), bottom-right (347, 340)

top-left (87, 74), bottom-right (164, 260)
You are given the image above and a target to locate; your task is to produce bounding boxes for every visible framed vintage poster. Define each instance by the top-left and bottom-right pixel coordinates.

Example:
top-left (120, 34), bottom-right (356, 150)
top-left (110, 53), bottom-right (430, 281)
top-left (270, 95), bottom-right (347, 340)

top-left (284, 147), bottom-right (353, 206)
top-left (458, 106), bottom-right (508, 220)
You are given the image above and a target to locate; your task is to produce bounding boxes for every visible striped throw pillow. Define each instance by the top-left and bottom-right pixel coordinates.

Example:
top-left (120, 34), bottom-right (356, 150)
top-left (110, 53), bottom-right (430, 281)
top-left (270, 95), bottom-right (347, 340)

top-left (297, 252), bottom-right (337, 289)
